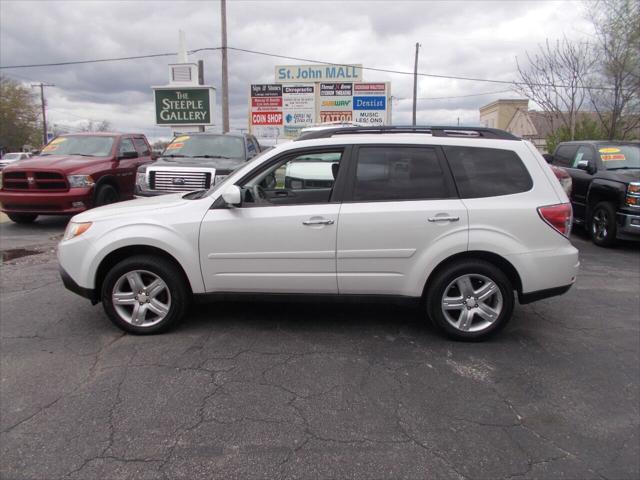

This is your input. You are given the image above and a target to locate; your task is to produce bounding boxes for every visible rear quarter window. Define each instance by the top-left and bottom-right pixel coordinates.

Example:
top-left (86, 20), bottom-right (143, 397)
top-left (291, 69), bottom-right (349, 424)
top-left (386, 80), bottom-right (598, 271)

top-left (443, 146), bottom-right (533, 198)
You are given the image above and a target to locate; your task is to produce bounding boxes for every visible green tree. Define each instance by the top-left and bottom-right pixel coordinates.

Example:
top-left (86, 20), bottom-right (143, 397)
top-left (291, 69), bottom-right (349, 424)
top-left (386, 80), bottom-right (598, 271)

top-left (0, 75), bottom-right (42, 151)
top-left (546, 116), bottom-right (607, 153)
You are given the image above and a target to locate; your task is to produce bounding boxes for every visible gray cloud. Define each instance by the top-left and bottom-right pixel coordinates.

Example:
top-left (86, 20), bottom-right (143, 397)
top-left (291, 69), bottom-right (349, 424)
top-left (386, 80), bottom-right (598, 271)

top-left (0, 0), bottom-right (594, 141)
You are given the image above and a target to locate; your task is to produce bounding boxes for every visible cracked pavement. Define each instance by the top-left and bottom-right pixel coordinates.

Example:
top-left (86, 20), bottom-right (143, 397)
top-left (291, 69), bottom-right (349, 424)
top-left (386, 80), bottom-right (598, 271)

top-left (1, 217), bottom-right (639, 479)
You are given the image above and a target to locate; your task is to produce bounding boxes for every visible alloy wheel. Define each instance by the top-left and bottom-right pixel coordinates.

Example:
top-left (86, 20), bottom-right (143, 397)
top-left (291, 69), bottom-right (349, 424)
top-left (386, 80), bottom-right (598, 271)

top-left (441, 273), bottom-right (503, 333)
top-left (112, 269), bottom-right (171, 327)
top-left (591, 208), bottom-right (609, 241)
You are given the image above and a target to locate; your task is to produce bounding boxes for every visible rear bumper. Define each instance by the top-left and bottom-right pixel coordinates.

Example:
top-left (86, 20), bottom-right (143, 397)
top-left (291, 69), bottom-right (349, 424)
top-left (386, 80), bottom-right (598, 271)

top-left (0, 188), bottom-right (93, 215)
top-left (59, 265), bottom-right (98, 304)
top-left (518, 284), bottom-right (573, 304)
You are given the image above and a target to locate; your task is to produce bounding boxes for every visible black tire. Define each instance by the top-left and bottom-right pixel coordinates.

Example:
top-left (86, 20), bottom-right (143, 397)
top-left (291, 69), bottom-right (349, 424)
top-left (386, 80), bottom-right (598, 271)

top-left (95, 184), bottom-right (119, 207)
top-left (425, 259), bottom-right (514, 341)
top-left (7, 213), bottom-right (38, 224)
top-left (589, 201), bottom-right (617, 247)
top-left (101, 255), bottom-right (190, 334)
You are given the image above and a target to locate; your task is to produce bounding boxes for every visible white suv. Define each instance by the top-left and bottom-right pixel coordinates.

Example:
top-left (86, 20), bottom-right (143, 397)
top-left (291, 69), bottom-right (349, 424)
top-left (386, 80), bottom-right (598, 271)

top-left (58, 126), bottom-right (579, 340)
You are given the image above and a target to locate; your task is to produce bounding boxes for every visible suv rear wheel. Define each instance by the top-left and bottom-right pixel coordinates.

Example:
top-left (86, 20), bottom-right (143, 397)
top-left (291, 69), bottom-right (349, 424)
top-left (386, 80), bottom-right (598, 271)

top-left (426, 259), bottom-right (514, 341)
top-left (590, 201), bottom-right (617, 247)
top-left (101, 255), bottom-right (189, 334)
top-left (7, 213), bottom-right (38, 224)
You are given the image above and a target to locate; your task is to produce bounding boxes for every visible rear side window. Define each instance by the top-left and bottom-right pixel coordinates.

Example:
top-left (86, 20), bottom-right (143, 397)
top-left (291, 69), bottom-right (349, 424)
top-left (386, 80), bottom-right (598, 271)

top-left (443, 146), bottom-right (533, 198)
top-left (554, 145), bottom-right (578, 168)
top-left (353, 146), bottom-right (449, 202)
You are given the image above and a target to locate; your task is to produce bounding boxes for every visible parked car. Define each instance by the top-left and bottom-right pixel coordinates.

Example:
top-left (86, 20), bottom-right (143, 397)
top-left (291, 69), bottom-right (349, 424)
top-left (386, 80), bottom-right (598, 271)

top-left (0, 133), bottom-right (153, 224)
top-left (546, 141), bottom-right (639, 246)
top-left (58, 126), bottom-right (578, 341)
top-left (135, 132), bottom-right (261, 197)
top-left (0, 152), bottom-right (32, 170)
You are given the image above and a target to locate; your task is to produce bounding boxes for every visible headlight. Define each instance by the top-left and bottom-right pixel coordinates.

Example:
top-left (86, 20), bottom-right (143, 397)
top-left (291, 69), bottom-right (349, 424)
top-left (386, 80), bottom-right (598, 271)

top-left (63, 222), bottom-right (92, 241)
top-left (67, 175), bottom-right (95, 188)
top-left (136, 172), bottom-right (147, 187)
top-left (627, 182), bottom-right (640, 207)
top-left (628, 182), bottom-right (640, 195)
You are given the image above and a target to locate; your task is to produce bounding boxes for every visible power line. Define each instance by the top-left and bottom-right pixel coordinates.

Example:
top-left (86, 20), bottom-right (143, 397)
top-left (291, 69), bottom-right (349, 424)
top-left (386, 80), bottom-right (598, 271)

top-left (0, 45), bottom-right (615, 91)
top-left (412, 89), bottom-right (515, 100)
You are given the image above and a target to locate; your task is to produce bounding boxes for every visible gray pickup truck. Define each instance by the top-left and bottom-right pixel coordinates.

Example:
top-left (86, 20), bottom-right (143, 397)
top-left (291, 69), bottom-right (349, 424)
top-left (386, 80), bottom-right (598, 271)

top-left (135, 132), bottom-right (261, 197)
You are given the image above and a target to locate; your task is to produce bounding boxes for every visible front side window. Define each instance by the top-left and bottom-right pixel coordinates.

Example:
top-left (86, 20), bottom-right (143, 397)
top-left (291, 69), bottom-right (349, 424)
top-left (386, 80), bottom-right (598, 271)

top-left (574, 145), bottom-right (595, 167)
top-left (241, 150), bottom-right (343, 206)
top-left (443, 146), bottom-right (533, 198)
top-left (119, 138), bottom-right (137, 156)
top-left (133, 138), bottom-right (150, 156)
top-left (353, 147), bottom-right (449, 202)
top-left (40, 135), bottom-right (115, 157)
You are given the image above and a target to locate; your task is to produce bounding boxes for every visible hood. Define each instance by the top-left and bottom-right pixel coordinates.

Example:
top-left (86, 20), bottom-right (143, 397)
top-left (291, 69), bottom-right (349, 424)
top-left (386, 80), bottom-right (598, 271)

top-left (147, 156), bottom-right (244, 172)
top-left (597, 169), bottom-right (640, 184)
top-left (3, 154), bottom-right (110, 172)
top-left (73, 192), bottom-right (192, 222)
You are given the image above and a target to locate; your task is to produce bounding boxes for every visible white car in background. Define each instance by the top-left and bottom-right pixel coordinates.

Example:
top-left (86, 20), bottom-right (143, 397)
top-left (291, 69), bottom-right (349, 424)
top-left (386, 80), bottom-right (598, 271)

top-left (0, 152), bottom-right (32, 170)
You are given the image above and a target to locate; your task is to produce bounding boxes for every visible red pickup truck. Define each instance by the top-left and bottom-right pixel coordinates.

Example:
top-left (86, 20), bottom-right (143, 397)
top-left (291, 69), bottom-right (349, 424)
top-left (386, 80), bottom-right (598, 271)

top-left (0, 132), bottom-right (153, 223)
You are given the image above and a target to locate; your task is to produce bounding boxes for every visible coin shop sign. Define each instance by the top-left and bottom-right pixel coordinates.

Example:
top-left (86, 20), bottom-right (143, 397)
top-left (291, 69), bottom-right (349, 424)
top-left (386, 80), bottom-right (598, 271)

top-left (153, 87), bottom-right (215, 126)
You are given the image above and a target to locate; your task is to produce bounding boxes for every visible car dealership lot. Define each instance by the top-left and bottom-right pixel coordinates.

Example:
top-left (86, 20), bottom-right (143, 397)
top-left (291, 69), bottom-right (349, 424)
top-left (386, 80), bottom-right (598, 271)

top-left (1, 219), bottom-right (638, 480)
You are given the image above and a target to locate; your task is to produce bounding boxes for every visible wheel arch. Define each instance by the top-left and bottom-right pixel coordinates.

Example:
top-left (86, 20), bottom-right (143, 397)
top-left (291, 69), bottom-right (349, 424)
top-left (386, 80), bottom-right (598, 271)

top-left (94, 245), bottom-right (193, 301)
top-left (422, 250), bottom-right (523, 298)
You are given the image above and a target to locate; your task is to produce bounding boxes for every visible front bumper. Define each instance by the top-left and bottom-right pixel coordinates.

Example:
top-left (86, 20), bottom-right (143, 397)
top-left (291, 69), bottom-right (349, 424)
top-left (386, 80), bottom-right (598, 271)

top-left (134, 186), bottom-right (171, 198)
top-left (617, 211), bottom-right (640, 239)
top-left (59, 265), bottom-right (98, 304)
top-left (0, 187), bottom-right (93, 215)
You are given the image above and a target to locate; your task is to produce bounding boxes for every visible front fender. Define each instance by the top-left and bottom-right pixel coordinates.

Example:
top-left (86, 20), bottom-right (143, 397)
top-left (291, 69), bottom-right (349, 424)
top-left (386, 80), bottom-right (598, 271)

top-left (85, 222), bottom-right (205, 293)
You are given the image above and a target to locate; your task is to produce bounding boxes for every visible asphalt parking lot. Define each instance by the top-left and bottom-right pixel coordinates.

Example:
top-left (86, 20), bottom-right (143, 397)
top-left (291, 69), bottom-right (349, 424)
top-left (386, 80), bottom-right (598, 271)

top-left (1, 216), bottom-right (638, 480)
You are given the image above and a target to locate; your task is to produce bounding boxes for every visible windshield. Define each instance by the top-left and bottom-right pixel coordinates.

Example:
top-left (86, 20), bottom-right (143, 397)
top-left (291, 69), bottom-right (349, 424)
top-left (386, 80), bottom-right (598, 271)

top-left (163, 134), bottom-right (245, 161)
top-left (2, 153), bottom-right (21, 160)
top-left (598, 144), bottom-right (640, 170)
top-left (40, 136), bottom-right (115, 157)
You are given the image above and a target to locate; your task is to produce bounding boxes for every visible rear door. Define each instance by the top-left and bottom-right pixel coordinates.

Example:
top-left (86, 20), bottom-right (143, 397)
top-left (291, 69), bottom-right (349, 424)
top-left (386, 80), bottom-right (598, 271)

top-left (336, 145), bottom-right (468, 296)
top-left (133, 137), bottom-right (153, 168)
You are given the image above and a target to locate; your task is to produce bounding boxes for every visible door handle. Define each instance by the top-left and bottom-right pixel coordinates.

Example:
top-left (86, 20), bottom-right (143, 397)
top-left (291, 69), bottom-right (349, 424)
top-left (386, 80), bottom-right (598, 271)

top-left (428, 216), bottom-right (460, 222)
top-left (303, 219), bottom-right (335, 226)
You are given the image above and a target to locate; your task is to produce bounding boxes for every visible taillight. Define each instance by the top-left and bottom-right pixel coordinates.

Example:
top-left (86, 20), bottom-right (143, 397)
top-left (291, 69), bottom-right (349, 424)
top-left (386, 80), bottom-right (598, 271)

top-left (538, 203), bottom-right (572, 237)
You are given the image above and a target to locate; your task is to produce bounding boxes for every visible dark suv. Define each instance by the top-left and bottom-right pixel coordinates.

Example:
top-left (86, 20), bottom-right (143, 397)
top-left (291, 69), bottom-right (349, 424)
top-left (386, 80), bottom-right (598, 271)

top-left (135, 132), bottom-right (261, 196)
top-left (547, 141), bottom-right (639, 246)
top-left (0, 133), bottom-right (153, 223)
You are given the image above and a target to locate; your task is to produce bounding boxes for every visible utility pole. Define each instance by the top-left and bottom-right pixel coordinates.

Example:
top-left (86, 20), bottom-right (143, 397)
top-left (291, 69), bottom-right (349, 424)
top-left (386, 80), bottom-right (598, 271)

top-left (220, 0), bottom-right (230, 133)
top-left (412, 42), bottom-right (420, 126)
top-left (32, 83), bottom-right (55, 146)
top-left (198, 60), bottom-right (205, 132)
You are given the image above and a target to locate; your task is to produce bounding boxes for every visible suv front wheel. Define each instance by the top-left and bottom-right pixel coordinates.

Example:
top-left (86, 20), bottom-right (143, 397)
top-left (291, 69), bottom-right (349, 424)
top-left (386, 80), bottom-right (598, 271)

top-left (101, 255), bottom-right (189, 334)
top-left (426, 259), bottom-right (514, 341)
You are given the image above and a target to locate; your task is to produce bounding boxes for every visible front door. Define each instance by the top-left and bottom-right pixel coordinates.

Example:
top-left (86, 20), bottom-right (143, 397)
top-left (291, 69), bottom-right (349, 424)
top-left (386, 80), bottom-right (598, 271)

top-left (199, 147), bottom-right (348, 293)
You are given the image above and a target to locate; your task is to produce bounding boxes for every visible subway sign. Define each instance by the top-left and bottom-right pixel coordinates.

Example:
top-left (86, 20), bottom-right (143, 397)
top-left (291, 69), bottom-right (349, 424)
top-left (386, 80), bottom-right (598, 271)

top-left (153, 87), bottom-right (216, 126)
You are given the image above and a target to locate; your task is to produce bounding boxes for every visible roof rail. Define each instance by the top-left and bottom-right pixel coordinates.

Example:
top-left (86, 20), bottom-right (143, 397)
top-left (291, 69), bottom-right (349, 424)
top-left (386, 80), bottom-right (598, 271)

top-left (295, 125), bottom-right (521, 141)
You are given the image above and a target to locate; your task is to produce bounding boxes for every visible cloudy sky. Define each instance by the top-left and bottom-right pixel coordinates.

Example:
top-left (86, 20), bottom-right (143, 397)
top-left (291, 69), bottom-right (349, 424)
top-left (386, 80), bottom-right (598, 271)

top-left (0, 0), bottom-right (595, 142)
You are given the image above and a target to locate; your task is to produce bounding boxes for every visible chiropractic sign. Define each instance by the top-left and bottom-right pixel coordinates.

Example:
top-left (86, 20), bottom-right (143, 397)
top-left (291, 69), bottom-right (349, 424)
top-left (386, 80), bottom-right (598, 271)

top-left (153, 87), bottom-right (216, 126)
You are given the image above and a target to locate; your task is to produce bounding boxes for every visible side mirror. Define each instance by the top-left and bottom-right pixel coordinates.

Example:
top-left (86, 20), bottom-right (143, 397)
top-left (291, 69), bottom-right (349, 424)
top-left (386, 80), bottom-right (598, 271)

top-left (221, 185), bottom-right (241, 207)
top-left (576, 160), bottom-right (595, 174)
top-left (542, 153), bottom-right (554, 163)
top-left (118, 151), bottom-right (138, 160)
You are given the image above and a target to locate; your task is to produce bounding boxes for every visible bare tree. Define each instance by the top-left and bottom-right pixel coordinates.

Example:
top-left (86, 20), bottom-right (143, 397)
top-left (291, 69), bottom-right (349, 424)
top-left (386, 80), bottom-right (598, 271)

top-left (515, 37), bottom-right (596, 140)
top-left (587, 0), bottom-right (640, 139)
top-left (80, 120), bottom-right (112, 132)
